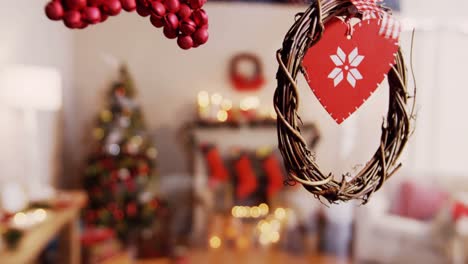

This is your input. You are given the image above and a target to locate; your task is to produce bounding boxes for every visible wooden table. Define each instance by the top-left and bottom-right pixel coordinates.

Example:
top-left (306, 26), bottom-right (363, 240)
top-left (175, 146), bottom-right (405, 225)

top-left (0, 191), bottom-right (87, 264)
top-left (106, 249), bottom-right (350, 264)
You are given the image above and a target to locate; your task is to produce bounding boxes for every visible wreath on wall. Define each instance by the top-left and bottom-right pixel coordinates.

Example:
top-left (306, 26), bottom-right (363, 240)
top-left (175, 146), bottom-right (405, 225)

top-left (274, 0), bottom-right (416, 204)
top-left (229, 53), bottom-right (266, 91)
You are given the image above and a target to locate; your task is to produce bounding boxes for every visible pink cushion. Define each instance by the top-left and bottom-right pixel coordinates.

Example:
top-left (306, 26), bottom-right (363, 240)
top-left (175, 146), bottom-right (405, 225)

top-left (391, 181), bottom-right (449, 221)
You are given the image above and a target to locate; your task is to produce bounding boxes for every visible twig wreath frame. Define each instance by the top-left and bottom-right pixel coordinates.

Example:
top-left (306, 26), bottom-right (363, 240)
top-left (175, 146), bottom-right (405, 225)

top-left (274, 0), bottom-right (416, 204)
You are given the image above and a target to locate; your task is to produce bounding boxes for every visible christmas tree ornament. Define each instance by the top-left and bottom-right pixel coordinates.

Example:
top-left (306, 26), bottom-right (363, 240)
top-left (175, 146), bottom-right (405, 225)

top-left (274, 0), bottom-right (416, 203)
top-left (44, 0), bottom-right (210, 49)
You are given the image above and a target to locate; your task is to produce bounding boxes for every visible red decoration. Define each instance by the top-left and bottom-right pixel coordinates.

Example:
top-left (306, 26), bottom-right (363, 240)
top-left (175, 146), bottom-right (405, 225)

top-left (83, 7), bottom-right (102, 24)
top-left (192, 27), bottom-right (209, 45)
top-left (229, 53), bottom-right (265, 91)
top-left (302, 18), bottom-right (399, 124)
top-left (63, 10), bottom-right (83, 29)
top-left (263, 154), bottom-right (285, 199)
top-left (203, 146), bottom-right (229, 185)
top-left (453, 202), bottom-right (468, 221)
top-left (234, 155), bottom-right (258, 199)
top-left (177, 35), bottom-right (194, 50)
top-left (150, 2), bottom-right (166, 17)
top-left (165, 0), bottom-right (181, 13)
top-left (102, 0), bottom-right (122, 16)
top-left (66, 0), bottom-right (87, 10)
top-left (180, 19), bottom-right (197, 35)
top-left (121, 0), bottom-right (137, 11)
top-left (45, 1), bottom-right (64, 21)
top-left (44, 0), bottom-right (210, 49)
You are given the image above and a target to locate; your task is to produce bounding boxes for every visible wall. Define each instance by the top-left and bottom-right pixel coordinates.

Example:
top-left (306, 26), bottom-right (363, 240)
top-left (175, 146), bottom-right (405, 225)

top-left (0, 1), bottom-right (74, 188)
top-left (72, 1), bottom-right (468, 189)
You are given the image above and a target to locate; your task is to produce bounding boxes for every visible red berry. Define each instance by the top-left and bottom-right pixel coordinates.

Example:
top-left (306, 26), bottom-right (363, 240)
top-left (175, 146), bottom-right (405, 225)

top-left (45, 1), bottom-right (64, 21)
top-left (188, 0), bottom-right (205, 9)
top-left (192, 9), bottom-right (208, 26)
top-left (150, 15), bottom-right (164, 28)
top-left (163, 26), bottom-right (178, 39)
top-left (164, 13), bottom-right (179, 30)
top-left (136, 5), bottom-right (151, 17)
top-left (100, 13), bottom-right (109, 22)
top-left (177, 4), bottom-right (192, 20)
top-left (164, 0), bottom-right (180, 13)
top-left (83, 7), bottom-right (102, 24)
top-left (63, 10), bottom-right (82, 29)
top-left (150, 1), bottom-right (166, 17)
top-left (102, 0), bottom-right (122, 16)
top-left (121, 0), bottom-right (137, 11)
top-left (66, 0), bottom-right (87, 10)
top-left (177, 35), bottom-right (194, 50)
top-left (192, 27), bottom-right (208, 45)
top-left (180, 19), bottom-right (196, 35)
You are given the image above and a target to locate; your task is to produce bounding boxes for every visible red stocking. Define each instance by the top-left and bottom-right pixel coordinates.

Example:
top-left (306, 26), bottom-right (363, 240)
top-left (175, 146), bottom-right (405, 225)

top-left (235, 155), bottom-right (258, 199)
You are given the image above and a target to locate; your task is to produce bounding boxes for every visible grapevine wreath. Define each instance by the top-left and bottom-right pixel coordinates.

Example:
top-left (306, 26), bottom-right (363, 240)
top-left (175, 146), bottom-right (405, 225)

top-left (274, 0), bottom-right (416, 204)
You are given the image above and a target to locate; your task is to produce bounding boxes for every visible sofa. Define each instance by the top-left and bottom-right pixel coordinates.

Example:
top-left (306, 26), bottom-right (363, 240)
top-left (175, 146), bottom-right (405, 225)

top-left (353, 175), bottom-right (468, 264)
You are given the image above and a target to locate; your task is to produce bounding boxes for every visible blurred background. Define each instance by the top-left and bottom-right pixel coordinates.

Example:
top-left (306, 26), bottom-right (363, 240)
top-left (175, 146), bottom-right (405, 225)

top-left (1, 0), bottom-right (468, 263)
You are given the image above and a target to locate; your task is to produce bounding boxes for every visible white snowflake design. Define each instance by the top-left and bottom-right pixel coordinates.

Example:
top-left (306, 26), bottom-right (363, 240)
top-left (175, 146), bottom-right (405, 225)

top-left (328, 47), bottom-right (364, 88)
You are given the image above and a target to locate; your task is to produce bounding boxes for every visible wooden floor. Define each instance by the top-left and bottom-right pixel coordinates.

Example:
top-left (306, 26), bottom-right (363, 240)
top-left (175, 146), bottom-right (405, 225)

top-left (106, 249), bottom-right (350, 264)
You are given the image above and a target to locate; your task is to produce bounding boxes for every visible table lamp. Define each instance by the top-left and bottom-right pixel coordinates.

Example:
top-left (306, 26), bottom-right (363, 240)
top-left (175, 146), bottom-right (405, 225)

top-left (0, 65), bottom-right (62, 201)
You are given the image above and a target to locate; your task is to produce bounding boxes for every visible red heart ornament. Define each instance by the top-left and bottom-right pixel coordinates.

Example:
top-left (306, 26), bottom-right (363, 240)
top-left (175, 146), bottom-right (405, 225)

top-left (302, 18), bottom-right (399, 124)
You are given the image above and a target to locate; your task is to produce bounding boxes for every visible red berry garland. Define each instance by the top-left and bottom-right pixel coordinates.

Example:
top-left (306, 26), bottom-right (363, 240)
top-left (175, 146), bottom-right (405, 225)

top-left (44, 0), bottom-right (209, 49)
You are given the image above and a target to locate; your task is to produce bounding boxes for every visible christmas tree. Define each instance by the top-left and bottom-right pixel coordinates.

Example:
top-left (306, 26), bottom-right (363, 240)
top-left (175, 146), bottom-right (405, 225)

top-left (82, 65), bottom-right (165, 242)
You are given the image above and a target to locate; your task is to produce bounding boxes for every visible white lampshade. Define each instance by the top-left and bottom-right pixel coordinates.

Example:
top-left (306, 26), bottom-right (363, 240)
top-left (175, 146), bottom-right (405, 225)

top-left (0, 65), bottom-right (62, 111)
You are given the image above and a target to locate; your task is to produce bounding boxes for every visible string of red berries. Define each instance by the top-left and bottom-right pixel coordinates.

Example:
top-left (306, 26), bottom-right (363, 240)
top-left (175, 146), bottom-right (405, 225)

top-left (45, 0), bottom-right (209, 50)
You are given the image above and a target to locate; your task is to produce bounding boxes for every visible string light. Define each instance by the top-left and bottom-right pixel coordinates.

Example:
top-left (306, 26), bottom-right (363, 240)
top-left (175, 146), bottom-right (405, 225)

top-left (274, 208), bottom-right (286, 220)
top-left (216, 110), bottom-right (228, 122)
top-left (211, 93), bottom-right (223, 105)
top-left (209, 236), bottom-right (222, 249)
top-left (197, 91), bottom-right (210, 108)
top-left (259, 203), bottom-right (269, 216)
top-left (221, 99), bottom-right (233, 111)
